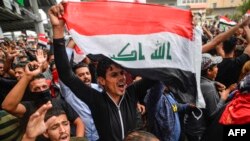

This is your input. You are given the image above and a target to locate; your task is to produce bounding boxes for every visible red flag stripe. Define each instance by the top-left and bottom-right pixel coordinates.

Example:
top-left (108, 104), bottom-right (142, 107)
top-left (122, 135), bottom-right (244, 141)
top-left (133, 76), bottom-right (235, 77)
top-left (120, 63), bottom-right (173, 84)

top-left (38, 37), bottom-right (48, 45)
top-left (63, 1), bottom-right (193, 40)
top-left (38, 33), bottom-right (46, 38)
top-left (74, 45), bottom-right (84, 54)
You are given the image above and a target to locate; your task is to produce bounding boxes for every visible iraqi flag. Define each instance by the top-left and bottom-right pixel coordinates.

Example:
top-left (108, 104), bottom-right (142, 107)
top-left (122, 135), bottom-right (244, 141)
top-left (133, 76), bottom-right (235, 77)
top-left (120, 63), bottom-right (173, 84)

top-left (218, 16), bottom-right (237, 32)
top-left (27, 36), bottom-right (35, 42)
top-left (63, 1), bottom-right (205, 107)
top-left (38, 33), bottom-right (48, 47)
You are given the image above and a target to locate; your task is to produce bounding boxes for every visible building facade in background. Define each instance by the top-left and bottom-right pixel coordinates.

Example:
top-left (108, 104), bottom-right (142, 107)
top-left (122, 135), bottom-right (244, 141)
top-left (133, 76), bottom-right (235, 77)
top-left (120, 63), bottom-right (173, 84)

top-left (174, 0), bottom-right (243, 25)
top-left (177, 0), bottom-right (243, 15)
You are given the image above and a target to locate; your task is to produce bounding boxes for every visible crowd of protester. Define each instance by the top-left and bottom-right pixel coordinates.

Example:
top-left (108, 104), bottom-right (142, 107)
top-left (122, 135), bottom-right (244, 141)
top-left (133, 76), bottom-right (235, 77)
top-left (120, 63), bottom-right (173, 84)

top-left (1, 2), bottom-right (250, 141)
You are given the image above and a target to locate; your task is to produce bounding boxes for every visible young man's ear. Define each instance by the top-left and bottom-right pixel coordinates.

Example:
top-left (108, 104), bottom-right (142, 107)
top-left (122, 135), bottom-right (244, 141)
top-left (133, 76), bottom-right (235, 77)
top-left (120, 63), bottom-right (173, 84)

top-left (207, 68), bottom-right (213, 74)
top-left (98, 76), bottom-right (105, 86)
top-left (43, 132), bottom-right (49, 138)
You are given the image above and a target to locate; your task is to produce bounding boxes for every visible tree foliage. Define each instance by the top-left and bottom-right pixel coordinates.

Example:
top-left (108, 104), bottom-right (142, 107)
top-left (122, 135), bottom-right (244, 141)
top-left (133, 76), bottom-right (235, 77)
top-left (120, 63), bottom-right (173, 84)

top-left (237, 0), bottom-right (250, 15)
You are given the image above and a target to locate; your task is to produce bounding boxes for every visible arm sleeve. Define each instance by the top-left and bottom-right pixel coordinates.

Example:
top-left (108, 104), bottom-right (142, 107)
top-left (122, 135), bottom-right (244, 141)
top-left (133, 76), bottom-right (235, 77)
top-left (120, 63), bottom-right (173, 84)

top-left (202, 84), bottom-right (225, 117)
top-left (53, 38), bottom-right (100, 106)
top-left (126, 78), bottom-right (157, 102)
top-left (60, 100), bottom-right (79, 122)
top-left (145, 81), bottom-right (163, 114)
top-left (235, 53), bottom-right (250, 66)
top-left (0, 77), bottom-right (17, 88)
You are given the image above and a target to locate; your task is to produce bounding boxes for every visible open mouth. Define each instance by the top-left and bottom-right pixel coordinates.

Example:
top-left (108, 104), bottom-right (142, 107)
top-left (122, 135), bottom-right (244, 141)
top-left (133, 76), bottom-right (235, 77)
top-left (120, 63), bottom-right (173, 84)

top-left (59, 134), bottom-right (69, 141)
top-left (117, 82), bottom-right (127, 92)
top-left (84, 79), bottom-right (90, 83)
top-left (118, 82), bottom-right (126, 88)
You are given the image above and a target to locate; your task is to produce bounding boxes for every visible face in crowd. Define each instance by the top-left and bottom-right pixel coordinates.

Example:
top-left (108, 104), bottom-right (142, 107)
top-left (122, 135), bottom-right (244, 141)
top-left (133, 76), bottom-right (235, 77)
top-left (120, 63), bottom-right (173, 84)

top-left (29, 77), bottom-right (49, 93)
top-left (99, 64), bottom-right (127, 98)
top-left (43, 114), bottom-right (70, 141)
top-left (207, 65), bottom-right (219, 81)
top-left (17, 40), bottom-right (26, 48)
top-left (14, 66), bottom-right (25, 81)
top-left (75, 66), bottom-right (92, 87)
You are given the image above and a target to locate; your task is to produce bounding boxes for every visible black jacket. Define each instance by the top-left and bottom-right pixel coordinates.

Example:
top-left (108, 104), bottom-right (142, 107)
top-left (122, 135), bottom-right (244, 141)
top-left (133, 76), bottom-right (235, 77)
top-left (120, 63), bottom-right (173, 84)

top-left (54, 38), bottom-right (154, 141)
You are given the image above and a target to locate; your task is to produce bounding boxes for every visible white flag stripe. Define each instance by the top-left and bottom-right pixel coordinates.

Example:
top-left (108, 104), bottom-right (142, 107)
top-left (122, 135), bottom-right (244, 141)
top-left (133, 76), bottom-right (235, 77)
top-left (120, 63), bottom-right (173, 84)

top-left (70, 29), bottom-right (196, 72)
top-left (38, 40), bottom-right (47, 45)
top-left (192, 27), bottom-right (205, 108)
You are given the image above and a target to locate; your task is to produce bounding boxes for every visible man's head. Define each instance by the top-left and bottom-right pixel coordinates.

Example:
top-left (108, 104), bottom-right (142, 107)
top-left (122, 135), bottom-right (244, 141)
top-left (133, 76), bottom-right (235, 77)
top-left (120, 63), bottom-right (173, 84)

top-left (47, 52), bottom-right (55, 64)
top-left (43, 108), bottom-right (70, 141)
top-left (29, 73), bottom-right (51, 106)
top-left (223, 36), bottom-right (237, 55)
top-left (14, 62), bottom-right (28, 80)
top-left (0, 59), bottom-right (4, 76)
top-left (201, 53), bottom-right (222, 80)
top-left (73, 62), bottom-right (92, 86)
top-left (124, 130), bottom-right (159, 141)
top-left (29, 73), bottom-right (49, 92)
top-left (97, 58), bottom-right (127, 97)
top-left (17, 39), bottom-right (26, 48)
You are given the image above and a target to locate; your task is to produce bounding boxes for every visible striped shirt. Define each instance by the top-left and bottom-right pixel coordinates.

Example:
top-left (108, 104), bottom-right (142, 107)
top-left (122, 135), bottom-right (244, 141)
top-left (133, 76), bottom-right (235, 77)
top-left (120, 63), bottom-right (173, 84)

top-left (0, 110), bottom-right (22, 141)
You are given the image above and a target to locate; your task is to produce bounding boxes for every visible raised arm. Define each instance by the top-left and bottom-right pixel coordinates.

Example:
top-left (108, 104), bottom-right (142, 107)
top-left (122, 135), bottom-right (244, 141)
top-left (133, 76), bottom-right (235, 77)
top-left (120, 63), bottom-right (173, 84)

top-left (22, 101), bottom-right (54, 141)
top-left (48, 3), bottom-right (65, 39)
top-left (202, 16), bottom-right (250, 53)
top-left (48, 2), bottom-right (80, 84)
top-left (1, 61), bottom-right (42, 117)
top-left (127, 78), bottom-right (157, 103)
top-left (145, 81), bottom-right (164, 114)
top-left (49, 3), bottom-right (100, 106)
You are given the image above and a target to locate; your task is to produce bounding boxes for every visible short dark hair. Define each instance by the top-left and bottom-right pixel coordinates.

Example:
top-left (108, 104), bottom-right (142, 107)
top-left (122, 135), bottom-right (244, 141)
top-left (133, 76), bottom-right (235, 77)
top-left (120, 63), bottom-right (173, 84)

top-left (31, 73), bottom-right (46, 82)
top-left (14, 61), bottom-right (29, 69)
top-left (202, 35), bottom-right (209, 45)
top-left (72, 62), bottom-right (89, 73)
top-left (47, 51), bottom-right (54, 62)
top-left (223, 36), bottom-right (237, 54)
top-left (124, 130), bottom-right (159, 141)
top-left (201, 64), bottom-right (217, 77)
top-left (45, 107), bottom-right (66, 122)
top-left (96, 58), bottom-right (121, 78)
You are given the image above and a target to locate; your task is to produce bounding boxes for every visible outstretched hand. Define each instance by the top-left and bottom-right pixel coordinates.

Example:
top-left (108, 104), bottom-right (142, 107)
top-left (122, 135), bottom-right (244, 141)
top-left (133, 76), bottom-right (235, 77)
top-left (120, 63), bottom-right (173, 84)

top-left (22, 101), bottom-right (55, 141)
top-left (35, 49), bottom-right (47, 64)
top-left (2, 48), bottom-right (19, 60)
